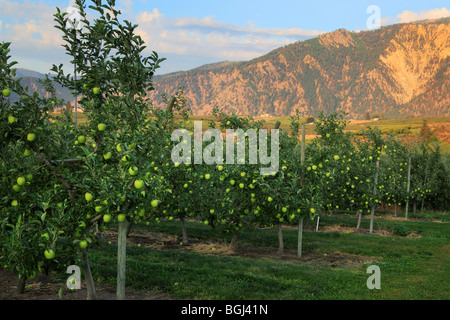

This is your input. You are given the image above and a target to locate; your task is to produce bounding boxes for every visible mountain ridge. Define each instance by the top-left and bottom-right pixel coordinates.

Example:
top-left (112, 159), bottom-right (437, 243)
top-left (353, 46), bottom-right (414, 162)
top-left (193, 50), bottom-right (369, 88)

top-left (150, 17), bottom-right (450, 119)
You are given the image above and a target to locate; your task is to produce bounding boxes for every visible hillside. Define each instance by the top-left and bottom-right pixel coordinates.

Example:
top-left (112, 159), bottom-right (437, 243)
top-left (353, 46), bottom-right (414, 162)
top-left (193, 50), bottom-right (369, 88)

top-left (6, 69), bottom-right (76, 106)
top-left (149, 17), bottom-right (450, 119)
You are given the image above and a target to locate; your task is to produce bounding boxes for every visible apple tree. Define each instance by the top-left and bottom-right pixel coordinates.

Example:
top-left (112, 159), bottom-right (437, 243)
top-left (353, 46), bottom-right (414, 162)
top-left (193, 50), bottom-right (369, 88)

top-left (51, 0), bottom-right (169, 299)
top-left (0, 42), bottom-right (94, 295)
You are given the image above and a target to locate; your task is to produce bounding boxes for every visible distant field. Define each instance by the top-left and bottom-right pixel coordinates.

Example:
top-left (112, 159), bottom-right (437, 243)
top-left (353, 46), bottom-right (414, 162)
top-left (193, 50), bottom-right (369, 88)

top-left (63, 111), bottom-right (450, 153)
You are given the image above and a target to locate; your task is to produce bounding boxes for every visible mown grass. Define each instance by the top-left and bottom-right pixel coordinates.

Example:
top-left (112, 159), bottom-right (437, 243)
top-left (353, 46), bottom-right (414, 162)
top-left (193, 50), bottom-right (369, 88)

top-left (87, 211), bottom-right (449, 300)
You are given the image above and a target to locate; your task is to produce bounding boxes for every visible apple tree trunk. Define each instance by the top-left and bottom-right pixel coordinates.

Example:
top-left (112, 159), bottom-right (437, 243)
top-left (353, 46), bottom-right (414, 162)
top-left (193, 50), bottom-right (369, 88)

top-left (230, 230), bottom-right (241, 250)
top-left (297, 217), bottom-right (304, 257)
top-left (356, 210), bottom-right (362, 231)
top-left (81, 250), bottom-right (96, 300)
top-left (16, 276), bottom-right (26, 294)
top-left (278, 224), bottom-right (284, 255)
top-left (180, 216), bottom-right (189, 245)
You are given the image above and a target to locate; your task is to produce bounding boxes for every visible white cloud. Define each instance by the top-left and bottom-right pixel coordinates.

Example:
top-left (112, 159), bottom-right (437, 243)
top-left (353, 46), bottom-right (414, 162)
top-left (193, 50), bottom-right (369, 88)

top-left (136, 9), bottom-right (324, 65)
top-left (397, 7), bottom-right (450, 23)
top-left (382, 7), bottom-right (450, 26)
top-left (0, 0), bottom-right (325, 74)
top-left (138, 8), bottom-right (162, 23)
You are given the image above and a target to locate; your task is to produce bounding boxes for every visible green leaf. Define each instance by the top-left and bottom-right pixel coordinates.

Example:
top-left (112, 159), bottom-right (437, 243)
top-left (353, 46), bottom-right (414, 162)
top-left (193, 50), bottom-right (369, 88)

top-left (58, 286), bottom-right (64, 298)
top-left (81, 147), bottom-right (91, 156)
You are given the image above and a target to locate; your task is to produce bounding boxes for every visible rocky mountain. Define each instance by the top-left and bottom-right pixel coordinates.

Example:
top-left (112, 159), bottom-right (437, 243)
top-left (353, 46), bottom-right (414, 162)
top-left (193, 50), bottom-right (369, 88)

top-left (6, 69), bottom-right (76, 106)
top-left (150, 17), bottom-right (450, 119)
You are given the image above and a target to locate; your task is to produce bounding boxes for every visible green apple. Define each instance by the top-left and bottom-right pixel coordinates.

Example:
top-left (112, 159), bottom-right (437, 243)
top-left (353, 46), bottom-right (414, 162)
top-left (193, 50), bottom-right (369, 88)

top-left (226, 121), bottom-right (231, 126)
top-left (12, 185), bottom-right (22, 192)
top-left (204, 174), bottom-right (211, 180)
top-left (310, 208), bottom-right (316, 214)
top-left (2, 88), bottom-right (11, 97)
top-left (11, 200), bottom-right (18, 207)
top-left (239, 183), bottom-right (244, 189)
top-left (103, 152), bottom-right (112, 160)
top-left (240, 172), bottom-right (246, 177)
top-left (27, 271), bottom-right (37, 280)
top-left (333, 155), bottom-right (340, 161)
top-left (17, 176), bottom-right (26, 186)
top-left (151, 199), bottom-right (159, 207)
top-left (25, 173), bottom-right (33, 182)
top-left (44, 249), bottom-right (55, 260)
top-left (77, 135), bottom-right (86, 144)
top-left (116, 144), bottom-right (124, 152)
top-left (8, 115), bottom-right (17, 124)
top-left (24, 148), bottom-right (33, 157)
top-left (230, 180), bottom-right (235, 186)
top-left (282, 207), bottom-right (287, 213)
top-left (85, 192), bottom-right (94, 202)
top-left (93, 87), bottom-right (100, 95)
top-left (267, 197), bottom-right (273, 202)
top-left (134, 180), bottom-right (145, 189)
top-left (79, 240), bottom-right (88, 249)
top-left (117, 214), bottom-right (126, 222)
top-left (95, 206), bottom-right (103, 213)
top-left (129, 166), bottom-right (138, 176)
top-left (97, 123), bottom-right (106, 131)
top-left (27, 133), bottom-right (36, 142)
top-left (103, 214), bottom-right (112, 223)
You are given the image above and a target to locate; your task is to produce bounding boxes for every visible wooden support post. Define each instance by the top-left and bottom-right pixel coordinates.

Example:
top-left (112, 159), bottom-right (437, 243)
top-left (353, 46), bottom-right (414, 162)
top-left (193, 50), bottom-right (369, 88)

top-left (405, 158), bottom-right (411, 220)
top-left (117, 219), bottom-right (128, 300)
top-left (298, 122), bottom-right (306, 257)
top-left (370, 159), bottom-right (380, 234)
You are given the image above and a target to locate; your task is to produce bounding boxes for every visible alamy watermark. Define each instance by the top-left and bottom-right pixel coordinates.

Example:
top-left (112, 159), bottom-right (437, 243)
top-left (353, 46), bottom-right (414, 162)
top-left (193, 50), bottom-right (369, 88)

top-left (367, 5), bottom-right (381, 30)
top-left (366, 265), bottom-right (381, 290)
top-left (66, 265), bottom-right (81, 290)
top-left (171, 121), bottom-right (279, 175)
top-left (66, 2), bottom-right (83, 31)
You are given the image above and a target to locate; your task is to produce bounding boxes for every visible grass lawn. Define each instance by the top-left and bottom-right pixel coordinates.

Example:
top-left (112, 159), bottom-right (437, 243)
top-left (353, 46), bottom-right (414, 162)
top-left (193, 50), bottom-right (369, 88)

top-left (86, 211), bottom-right (449, 300)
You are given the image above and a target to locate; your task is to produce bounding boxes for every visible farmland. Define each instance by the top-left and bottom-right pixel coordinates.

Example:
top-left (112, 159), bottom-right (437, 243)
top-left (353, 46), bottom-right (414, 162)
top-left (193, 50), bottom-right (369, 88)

top-left (69, 111), bottom-right (450, 153)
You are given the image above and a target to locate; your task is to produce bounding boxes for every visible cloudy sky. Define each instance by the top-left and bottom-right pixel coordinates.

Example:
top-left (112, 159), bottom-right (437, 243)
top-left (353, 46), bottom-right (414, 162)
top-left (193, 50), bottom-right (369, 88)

top-left (0, 0), bottom-right (449, 75)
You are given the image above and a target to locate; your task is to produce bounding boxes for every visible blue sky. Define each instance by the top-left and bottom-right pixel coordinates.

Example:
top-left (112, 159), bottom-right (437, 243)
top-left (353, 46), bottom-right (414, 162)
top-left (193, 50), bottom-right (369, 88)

top-left (0, 0), bottom-right (449, 75)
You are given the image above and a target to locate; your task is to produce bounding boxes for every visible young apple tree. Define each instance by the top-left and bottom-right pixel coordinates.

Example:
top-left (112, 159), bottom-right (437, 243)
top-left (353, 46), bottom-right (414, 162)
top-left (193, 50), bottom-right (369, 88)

top-left (51, 0), bottom-right (167, 300)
